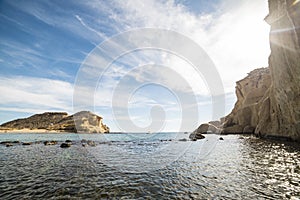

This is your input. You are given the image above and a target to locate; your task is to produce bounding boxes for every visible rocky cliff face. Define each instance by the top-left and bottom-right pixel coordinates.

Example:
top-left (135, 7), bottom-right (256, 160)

top-left (256, 0), bottom-right (300, 140)
top-left (223, 68), bottom-right (271, 134)
top-left (0, 111), bottom-right (109, 133)
top-left (192, 0), bottom-right (300, 141)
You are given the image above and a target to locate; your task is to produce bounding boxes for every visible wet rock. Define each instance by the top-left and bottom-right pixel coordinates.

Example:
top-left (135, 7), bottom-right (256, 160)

top-left (0, 141), bottom-right (20, 144)
top-left (43, 141), bottom-right (57, 145)
top-left (160, 139), bottom-right (167, 142)
top-left (60, 143), bottom-right (71, 148)
top-left (6, 143), bottom-right (13, 147)
top-left (22, 142), bottom-right (32, 145)
top-left (219, 137), bottom-right (224, 140)
top-left (189, 132), bottom-right (205, 141)
top-left (87, 140), bottom-right (96, 146)
top-left (178, 138), bottom-right (188, 142)
top-left (65, 140), bottom-right (72, 143)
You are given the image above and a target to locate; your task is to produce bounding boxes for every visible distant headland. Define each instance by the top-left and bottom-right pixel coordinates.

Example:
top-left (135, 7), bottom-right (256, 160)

top-left (0, 111), bottom-right (109, 133)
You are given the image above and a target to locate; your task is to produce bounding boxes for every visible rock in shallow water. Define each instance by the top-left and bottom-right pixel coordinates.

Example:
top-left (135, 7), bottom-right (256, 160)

top-left (60, 143), bottom-right (71, 148)
top-left (178, 138), bottom-right (188, 142)
top-left (44, 141), bottom-right (57, 145)
top-left (189, 132), bottom-right (205, 141)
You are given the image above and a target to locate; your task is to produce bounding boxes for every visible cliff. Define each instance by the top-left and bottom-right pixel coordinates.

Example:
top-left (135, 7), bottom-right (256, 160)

top-left (256, 0), bottom-right (300, 140)
top-left (222, 68), bottom-right (271, 134)
top-left (192, 0), bottom-right (300, 141)
top-left (0, 111), bottom-right (110, 133)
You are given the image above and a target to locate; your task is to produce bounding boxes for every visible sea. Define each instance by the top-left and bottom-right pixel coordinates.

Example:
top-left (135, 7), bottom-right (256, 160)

top-left (0, 132), bottom-right (299, 199)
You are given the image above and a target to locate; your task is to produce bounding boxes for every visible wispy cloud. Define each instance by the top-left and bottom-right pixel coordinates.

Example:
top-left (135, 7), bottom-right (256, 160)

top-left (0, 76), bottom-right (73, 113)
top-left (106, 0), bottom-right (270, 92)
top-left (0, 0), bottom-right (270, 131)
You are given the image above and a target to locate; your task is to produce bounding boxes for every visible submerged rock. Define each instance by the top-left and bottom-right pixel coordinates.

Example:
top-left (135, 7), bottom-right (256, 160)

top-left (87, 140), bottom-right (96, 146)
top-left (60, 143), bottom-right (71, 148)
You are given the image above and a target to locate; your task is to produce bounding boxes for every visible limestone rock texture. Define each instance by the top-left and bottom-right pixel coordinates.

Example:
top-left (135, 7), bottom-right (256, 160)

top-left (256, 0), bottom-right (300, 140)
top-left (0, 111), bottom-right (109, 133)
top-left (223, 68), bottom-right (271, 134)
top-left (192, 0), bottom-right (300, 141)
top-left (224, 0), bottom-right (300, 140)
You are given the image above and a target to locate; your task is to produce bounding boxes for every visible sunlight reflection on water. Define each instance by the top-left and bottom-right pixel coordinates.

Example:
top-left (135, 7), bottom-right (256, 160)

top-left (0, 133), bottom-right (299, 199)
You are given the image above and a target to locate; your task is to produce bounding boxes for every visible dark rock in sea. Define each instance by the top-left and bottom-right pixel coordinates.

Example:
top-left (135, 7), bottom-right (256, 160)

top-left (60, 143), bottom-right (71, 148)
top-left (1, 141), bottom-right (20, 144)
top-left (178, 138), bottom-right (188, 142)
top-left (160, 139), bottom-right (170, 142)
top-left (44, 141), bottom-right (57, 145)
top-left (22, 142), bottom-right (32, 145)
top-left (65, 140), bottom-right (72, 143)
top-left (189, 131), bottom-right (205, 141)
top-left (87, 140), bottom-right (96, 147)
top-left (6, 143), bottom-right (13, 147)
top-left (219, 137), bottom-right (224, 140)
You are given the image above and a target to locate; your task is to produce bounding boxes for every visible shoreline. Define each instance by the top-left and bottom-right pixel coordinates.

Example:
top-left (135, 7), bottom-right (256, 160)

top-left (0, 129), bottom-right (66, 134)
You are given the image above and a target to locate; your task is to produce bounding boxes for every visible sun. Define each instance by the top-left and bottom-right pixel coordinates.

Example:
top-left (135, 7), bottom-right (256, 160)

top-left (293, 0), bottom-right (300, 5)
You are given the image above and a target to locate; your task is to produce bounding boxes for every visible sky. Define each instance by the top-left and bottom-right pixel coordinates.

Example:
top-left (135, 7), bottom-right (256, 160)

top-left (0, 0), bottom-right (270, 132)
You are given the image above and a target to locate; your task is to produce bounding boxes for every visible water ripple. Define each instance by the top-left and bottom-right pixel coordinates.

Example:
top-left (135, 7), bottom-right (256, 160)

top-left (0, 133), bottom-right (300, 199)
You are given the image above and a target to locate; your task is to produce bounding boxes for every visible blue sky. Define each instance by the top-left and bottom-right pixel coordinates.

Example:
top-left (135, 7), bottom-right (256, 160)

top-left (0, 0), bottom-right (270, 132)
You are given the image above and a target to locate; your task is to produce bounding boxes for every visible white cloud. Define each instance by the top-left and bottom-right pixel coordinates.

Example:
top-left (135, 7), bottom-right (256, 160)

top-left (109, 0), bottom-right (270, 93)
top-left (1, 0), bottom-right (271, 131)
top-left (0, 76), bottom-right (73, 113)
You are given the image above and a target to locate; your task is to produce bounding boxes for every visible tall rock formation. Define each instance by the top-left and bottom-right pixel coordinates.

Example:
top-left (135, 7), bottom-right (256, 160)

top-left (256, 0), bottom-right (300, 140)
top-left (223, 68), bottom-right (271, 134)
top-left (0, 111), bottom-right (110, 133)
top-left (223, 0), bottom-right (300, 140)
top-left (192, 0), bottom-right (300, 141)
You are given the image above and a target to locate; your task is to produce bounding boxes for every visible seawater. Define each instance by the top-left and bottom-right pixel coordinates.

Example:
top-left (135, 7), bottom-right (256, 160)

top-left (0, 133), bottom-right (299, 199)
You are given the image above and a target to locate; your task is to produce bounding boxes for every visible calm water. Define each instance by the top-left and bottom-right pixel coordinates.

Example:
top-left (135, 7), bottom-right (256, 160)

top-left (0, 133), bottom-right (299, 199)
